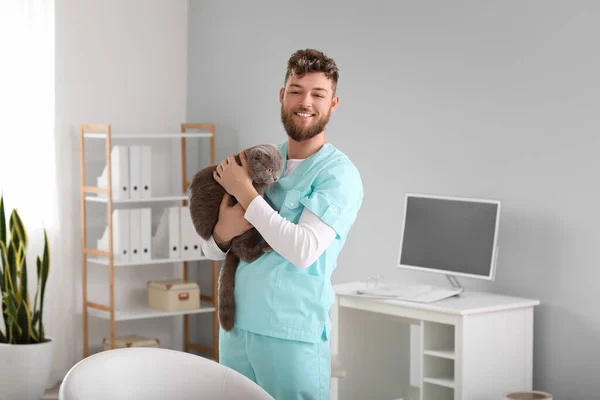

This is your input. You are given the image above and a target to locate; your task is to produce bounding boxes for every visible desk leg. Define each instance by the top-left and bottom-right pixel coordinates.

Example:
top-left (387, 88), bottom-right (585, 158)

top-left (330, 295), bottom-right (339, 400)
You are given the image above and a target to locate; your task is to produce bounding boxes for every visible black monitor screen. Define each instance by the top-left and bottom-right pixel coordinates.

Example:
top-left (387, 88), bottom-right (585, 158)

top-left (399, 195), bottom-right (499, 278)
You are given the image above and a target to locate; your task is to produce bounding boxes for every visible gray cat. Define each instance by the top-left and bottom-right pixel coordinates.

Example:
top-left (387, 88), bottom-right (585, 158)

top-left (188, 144), bottom-right (284, 331)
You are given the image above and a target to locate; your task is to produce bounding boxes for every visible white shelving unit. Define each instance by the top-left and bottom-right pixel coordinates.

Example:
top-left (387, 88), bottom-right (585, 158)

top-left (79, 123), bottom-right (219, 361)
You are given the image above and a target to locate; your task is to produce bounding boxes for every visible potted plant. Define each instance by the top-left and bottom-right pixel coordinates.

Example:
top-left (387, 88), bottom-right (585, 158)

top-left (0, 195), bottom-right (53, 400)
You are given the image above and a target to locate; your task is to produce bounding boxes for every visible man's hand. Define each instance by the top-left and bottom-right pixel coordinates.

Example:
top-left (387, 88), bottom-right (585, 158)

top-left (213, 151), bottom-right (259, 209)
top-left (213, 193), bottom-right (253, 251)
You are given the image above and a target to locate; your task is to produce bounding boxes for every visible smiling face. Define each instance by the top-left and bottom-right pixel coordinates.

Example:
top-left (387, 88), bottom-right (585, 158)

top-left (279, 49), bottom-right (340, 142)
top-left (280, 72), bottom-right (339, 142)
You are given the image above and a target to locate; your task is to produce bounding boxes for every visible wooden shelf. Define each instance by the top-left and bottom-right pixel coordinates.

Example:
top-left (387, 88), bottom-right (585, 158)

top-left (87, 255), bottom-right (209, 267)
top-left (83, 132), bottom-right (213, 139)
top-left (85, 194), bottom-right (190, 204)
top-left (88, 302), bottom-right (216, 321)
top-left (79, 123), bottom-right (219, 361)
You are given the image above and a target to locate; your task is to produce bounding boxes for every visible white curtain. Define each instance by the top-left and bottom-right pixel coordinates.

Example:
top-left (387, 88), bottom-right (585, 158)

top-left (0, 0), bottom-right (76, 389)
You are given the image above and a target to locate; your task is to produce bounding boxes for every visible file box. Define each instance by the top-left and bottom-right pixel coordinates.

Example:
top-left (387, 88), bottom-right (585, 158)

top-left (147, 279), bottom-right (200, 312)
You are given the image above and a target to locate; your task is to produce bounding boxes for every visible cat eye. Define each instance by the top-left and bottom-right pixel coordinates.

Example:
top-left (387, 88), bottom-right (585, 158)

top-left (267, 169), bottom-right (273, 174)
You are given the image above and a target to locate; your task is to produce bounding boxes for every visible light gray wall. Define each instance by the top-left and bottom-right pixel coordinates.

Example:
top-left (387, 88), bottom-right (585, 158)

top-left (55, 0), bottom-right (190, 365)
top-left (187, 1), bottom-right (600, 398)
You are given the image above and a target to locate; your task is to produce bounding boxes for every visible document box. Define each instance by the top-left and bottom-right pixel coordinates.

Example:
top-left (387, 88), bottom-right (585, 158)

top-left (147, 279), bottom-right (200, 312)
top-left (103, 334), bottom-right (160, 351)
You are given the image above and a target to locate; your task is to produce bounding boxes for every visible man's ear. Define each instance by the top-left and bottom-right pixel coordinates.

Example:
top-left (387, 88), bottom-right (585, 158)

top-left (279, 87), bottom-right (285, 104)
top-left (330, 95), bottom-right (339, 112)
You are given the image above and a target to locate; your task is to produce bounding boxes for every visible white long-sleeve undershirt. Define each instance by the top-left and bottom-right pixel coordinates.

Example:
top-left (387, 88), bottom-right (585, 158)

top-left (198, 159), bottom-right (337, 268)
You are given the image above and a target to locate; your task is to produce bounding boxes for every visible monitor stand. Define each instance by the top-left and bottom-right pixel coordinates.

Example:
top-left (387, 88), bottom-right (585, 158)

top-left (446, 274), bottom-right (463, 290)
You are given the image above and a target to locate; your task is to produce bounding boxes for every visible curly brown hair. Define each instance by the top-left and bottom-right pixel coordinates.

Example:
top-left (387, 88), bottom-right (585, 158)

top-left (284, 49), bottom-right (339, 95)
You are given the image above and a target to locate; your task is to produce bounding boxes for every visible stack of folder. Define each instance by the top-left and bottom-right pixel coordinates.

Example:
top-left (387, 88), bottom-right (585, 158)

top-left (97, 208), bottom-right (152, 263)
top-left (152, 206), bottom-right (203, 260)
top-left (97, 206), bottom-right (203, 262)
top-left (96, 145), bottom-right (152, 199)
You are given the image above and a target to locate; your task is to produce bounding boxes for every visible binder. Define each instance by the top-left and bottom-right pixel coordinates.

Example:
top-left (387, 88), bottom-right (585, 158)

top-left (140, 145), bottom-right (152, 199)
top-left (96, 146), bottom-right (129, 200)
top-left (149, 207), bottom-right (182, 260)
top-left (97, 209), bottom-right (130, 263)
top-left (179, 206), bottom-right (202, 259)
top-left (151, 208), bottom-right (169, 259)
top-left (114, 209), bottom-right (130, 263)
top-left (129, 145), bottom-right (142, 200)
top-left (140, 207), bottom-right (152, 261)
top-left (129, 208), bottom-right (142, 262)
top-left (168, 206), bottom-right (180, 259)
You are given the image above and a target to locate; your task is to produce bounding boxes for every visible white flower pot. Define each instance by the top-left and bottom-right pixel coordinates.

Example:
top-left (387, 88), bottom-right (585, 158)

top-left (0, 337), bottom-right (54, 400)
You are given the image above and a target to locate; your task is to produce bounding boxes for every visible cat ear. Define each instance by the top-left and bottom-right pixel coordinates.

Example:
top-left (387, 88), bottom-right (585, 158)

top-left (252, 146), bottom-right (267, 159)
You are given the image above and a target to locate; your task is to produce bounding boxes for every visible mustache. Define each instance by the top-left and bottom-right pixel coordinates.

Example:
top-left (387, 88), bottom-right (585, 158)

top-left (293, 107), bottom-right (316, 114)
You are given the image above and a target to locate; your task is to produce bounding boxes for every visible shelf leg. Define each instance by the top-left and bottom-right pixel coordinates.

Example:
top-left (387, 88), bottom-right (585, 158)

top-left (181, 125), bottom-right (190, 354)
top-left (79, 126), bottom-right (89, 358)
top-left (106, 125), bottom-right (116, 351)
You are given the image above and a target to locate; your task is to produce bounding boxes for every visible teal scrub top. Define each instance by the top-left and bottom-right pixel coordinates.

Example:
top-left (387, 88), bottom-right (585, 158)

top-left (233, 141), bottom-right (364, 343)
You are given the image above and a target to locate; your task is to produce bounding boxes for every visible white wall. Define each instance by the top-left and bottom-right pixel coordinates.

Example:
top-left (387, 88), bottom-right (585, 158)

top-left (187, 1), bottom-right (600, 399)
top-left (55, 0), bottom-right (190, 370)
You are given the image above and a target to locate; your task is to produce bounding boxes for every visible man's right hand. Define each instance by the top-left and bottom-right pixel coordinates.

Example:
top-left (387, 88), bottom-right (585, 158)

top-left (212, 193), bottom-right (253, 251)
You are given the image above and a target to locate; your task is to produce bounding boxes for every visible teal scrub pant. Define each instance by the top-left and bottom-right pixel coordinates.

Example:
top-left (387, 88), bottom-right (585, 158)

top-left (219, 326), bottom-right (330, 400)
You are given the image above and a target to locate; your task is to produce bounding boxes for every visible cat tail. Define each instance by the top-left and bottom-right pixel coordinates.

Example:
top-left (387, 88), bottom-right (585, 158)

top-left (218, 251), bottom-right (240, 332)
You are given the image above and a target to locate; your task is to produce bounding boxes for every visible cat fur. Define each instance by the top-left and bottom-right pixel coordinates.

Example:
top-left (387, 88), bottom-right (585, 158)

top-left (188, 144), bottom-right (284, 331)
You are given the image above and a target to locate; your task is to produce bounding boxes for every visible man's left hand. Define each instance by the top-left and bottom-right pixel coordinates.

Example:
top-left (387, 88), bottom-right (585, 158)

top-left (214, 151), bottom-right (258, 208)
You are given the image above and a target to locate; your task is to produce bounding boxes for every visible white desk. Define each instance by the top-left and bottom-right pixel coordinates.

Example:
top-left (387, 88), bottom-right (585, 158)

top-left (330, 282), bottom-right (540, 400)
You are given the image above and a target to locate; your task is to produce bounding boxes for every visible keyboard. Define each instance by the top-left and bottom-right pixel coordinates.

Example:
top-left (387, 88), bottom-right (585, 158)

top-left (355, 282), bottom-right (463, 303)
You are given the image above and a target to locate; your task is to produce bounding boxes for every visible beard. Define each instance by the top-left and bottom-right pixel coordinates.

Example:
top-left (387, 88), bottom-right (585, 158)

top-left (281, 105), bottom-right (331, 142)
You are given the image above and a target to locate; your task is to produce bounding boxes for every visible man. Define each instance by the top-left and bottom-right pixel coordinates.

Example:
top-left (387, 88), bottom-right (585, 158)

top-left (200, 48), bottom-right (363, 399)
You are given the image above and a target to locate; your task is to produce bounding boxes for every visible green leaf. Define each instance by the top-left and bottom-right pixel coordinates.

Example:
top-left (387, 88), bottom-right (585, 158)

top-left (24, 301), bottom-right (36, 342)
top-left (32, 309), bottom-right (40, 331)
top-left (33, 257), bottom-right (41, 325)
top-left (38, 230), bottom-right (50, 340)
top-left (9, 209), bottom-right (28, 252)
top-left (21, 249), bottom-right (28, 299)
top-left (16, 255), bottom-right (29, 344)
top-left (0, 240), bottom-right (7, 294)
top-left (0, 195), bottom-right (6, 245)
top-left (1, 242), bottom-right (10, 340)
top-left (20, 240), bottom-right (28, 307)
top-left (7, 240), bottom-right (17, 302)
top-left (4, 268), bottom-right (23, 343)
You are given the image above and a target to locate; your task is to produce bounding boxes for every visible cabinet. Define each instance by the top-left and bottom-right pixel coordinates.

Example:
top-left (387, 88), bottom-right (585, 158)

top-left (330, 281), bottom-right (540, 400)
top-left (78, 123), bottom-right (219, 360)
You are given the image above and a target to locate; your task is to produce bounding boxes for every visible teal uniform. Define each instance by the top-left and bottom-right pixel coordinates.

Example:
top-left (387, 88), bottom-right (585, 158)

top-left (219, 141), bottom-right (364, 399)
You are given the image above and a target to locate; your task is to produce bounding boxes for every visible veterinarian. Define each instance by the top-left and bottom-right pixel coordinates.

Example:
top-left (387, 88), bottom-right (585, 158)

top-left (200, 48), bottom-right (363, 400)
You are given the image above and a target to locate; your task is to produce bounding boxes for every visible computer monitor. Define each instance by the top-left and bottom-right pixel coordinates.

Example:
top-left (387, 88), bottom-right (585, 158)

top-left (397, 193), bottom-right (501, 281)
